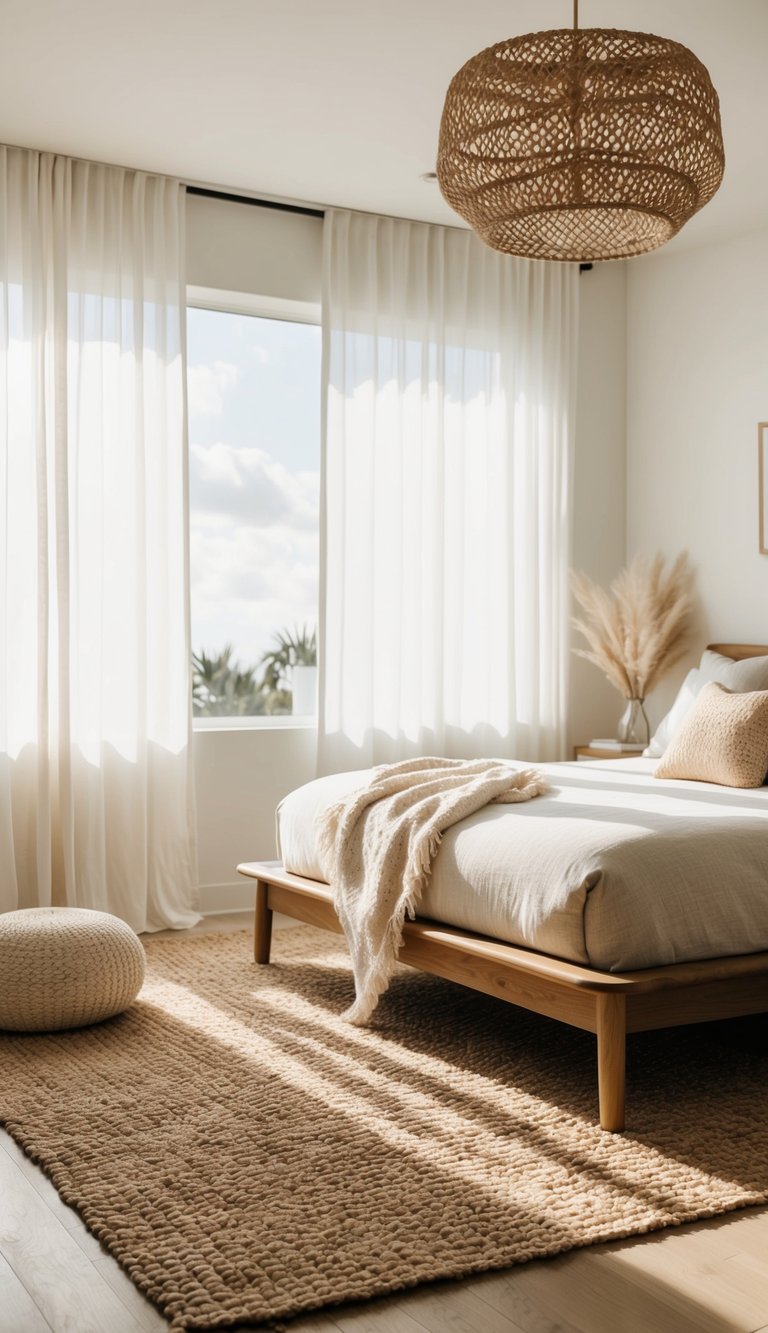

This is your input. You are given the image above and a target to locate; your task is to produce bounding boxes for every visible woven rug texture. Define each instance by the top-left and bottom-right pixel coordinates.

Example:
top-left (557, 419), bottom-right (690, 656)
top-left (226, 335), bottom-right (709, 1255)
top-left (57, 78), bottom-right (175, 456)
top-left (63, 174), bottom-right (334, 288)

top-left (1, 926), bottom-right (768, 1331)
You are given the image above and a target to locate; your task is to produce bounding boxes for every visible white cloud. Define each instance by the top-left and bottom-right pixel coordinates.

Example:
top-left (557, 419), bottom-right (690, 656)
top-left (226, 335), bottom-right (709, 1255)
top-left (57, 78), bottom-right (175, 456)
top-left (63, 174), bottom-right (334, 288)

top-left (189, 441), bottom-right (320, 665)
top-left (190, 442), bottom-right (319, 528)
top-left (187, 360), bottom-right (238, 416)
top-left (190, 520), bottom-right (319, 667)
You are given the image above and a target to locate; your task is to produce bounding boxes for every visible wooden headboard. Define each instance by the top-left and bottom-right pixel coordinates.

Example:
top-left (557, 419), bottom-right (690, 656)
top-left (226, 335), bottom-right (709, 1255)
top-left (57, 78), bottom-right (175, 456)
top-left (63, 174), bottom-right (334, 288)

top-left (708, 643), bottom-right (768, 660)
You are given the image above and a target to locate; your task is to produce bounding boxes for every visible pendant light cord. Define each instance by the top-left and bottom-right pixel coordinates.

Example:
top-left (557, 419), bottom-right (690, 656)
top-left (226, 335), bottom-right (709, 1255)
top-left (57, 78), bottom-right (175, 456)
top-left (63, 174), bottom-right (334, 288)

top-left (573, 0), bottom-right (578, 29)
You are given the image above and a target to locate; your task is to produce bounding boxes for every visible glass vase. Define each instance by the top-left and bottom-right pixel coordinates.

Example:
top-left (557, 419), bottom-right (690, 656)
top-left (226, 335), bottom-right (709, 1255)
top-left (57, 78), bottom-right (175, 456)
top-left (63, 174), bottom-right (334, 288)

top-left (617, 697), bottom-right (649, 746)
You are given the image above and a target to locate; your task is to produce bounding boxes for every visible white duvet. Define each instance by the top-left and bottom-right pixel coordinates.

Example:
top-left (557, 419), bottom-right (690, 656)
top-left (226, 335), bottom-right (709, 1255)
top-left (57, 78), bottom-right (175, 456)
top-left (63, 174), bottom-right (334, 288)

top-left (276, 758), bottom-right (768, 972)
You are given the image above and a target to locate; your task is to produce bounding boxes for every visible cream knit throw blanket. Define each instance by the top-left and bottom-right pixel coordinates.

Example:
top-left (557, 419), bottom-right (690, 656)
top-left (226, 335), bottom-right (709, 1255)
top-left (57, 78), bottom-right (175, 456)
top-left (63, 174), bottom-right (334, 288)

top-left (316, 757), bottom-right (550, 1025)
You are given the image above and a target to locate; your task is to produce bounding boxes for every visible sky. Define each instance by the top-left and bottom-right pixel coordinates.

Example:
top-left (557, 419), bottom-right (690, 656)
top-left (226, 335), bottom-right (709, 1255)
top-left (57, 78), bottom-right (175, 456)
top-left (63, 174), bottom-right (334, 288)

top-left (187, 306), bottom-right (320, 671)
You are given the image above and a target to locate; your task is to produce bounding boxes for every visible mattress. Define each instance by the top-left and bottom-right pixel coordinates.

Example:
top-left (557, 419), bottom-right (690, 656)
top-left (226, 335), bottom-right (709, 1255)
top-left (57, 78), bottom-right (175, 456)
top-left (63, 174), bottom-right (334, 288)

top-left (276, 758), bottom-right (768, 972)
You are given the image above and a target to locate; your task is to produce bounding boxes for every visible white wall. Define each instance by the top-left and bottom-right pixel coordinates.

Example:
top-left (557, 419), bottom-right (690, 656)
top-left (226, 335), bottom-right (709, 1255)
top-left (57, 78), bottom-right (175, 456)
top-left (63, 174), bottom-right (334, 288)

top-left (626, 226), bottom-right (768, 725)
top-left (186, 193), bottom-right (629, 903)
top-left (187, 193), bottom-right (322, 303)
top-left (194, 725), bottom-right (317, 911)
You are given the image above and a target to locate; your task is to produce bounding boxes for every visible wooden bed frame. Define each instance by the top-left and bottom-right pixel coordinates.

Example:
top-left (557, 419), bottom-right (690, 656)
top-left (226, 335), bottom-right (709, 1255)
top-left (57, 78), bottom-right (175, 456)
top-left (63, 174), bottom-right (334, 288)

top-left (238, 644), bottom-right (768, 1134)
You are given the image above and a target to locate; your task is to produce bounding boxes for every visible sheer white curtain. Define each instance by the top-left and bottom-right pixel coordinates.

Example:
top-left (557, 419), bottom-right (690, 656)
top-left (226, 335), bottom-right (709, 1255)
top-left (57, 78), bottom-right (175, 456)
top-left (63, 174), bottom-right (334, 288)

top-left (0, 146), bottom-right (199, 930)
top-left (319, 209), bottom-right (578, 773)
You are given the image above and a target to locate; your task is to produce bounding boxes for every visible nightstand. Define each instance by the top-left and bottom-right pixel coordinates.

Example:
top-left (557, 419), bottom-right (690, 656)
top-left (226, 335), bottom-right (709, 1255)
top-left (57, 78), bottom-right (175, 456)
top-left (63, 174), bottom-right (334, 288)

top-left (573, 745), bottom-right (642, 761)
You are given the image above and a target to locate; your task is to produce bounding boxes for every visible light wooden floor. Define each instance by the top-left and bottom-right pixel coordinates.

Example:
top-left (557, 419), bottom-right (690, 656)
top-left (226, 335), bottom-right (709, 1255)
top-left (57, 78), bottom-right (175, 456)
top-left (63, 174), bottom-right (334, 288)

top-left (2, 913), bottom-right (768, 1333)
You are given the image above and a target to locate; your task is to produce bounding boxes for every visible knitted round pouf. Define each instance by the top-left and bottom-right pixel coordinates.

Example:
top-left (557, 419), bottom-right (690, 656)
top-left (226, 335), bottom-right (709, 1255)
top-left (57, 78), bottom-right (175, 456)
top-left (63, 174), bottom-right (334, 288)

top-left (0, 907), bottom-right (146, 1032)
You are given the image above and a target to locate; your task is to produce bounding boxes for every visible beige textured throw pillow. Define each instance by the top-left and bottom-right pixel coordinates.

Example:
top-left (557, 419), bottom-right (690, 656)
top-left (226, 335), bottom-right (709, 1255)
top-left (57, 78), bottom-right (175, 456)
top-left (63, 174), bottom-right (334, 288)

top-left (655, 682), bottom-right (768, 787)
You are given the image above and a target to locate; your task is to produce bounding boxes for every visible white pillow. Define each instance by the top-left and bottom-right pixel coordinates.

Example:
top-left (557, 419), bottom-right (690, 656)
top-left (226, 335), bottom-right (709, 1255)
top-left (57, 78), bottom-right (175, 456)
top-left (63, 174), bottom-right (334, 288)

top-left (644, 650), bottom-right (768, 758)
top-left (644, 668), bottom-right (701, 757)
top-left (700, 650), bottom-right (768, 692)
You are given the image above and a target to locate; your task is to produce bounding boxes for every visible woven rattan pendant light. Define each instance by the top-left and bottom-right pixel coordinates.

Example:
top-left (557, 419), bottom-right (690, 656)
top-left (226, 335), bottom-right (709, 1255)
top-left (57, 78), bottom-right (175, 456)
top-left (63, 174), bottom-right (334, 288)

top-left (436, 0), bottom-right (725, 262)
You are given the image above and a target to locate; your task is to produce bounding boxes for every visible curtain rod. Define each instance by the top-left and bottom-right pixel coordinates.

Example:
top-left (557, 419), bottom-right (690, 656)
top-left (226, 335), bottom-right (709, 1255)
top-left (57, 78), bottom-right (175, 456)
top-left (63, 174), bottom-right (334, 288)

top-left (185, 185), bottom-right (324, 219)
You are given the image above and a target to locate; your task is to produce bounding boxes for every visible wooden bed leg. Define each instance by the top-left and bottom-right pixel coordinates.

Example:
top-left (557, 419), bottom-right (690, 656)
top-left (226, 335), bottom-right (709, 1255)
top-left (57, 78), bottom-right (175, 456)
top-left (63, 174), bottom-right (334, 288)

top-left (254, 880), bottom-right (273, 964)
top-left (596, 993), bottom-right (626, 1132)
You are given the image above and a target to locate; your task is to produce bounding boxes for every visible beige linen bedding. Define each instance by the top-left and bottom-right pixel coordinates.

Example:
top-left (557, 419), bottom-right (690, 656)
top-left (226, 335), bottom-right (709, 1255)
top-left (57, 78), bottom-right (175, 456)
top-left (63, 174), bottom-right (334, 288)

top-left (276, 758), bottom-right (768, 972)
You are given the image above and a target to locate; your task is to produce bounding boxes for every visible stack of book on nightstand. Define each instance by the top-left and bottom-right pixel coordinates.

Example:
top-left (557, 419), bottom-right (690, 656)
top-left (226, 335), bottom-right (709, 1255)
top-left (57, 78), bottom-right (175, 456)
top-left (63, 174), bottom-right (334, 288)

top-left (589, 739), bottom-right (645, 752)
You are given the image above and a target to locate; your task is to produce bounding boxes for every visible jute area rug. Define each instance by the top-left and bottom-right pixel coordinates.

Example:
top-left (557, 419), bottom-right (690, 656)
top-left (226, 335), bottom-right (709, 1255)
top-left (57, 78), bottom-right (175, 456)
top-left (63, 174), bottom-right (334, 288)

top-left (2, 927), bottom-right (768, 1332)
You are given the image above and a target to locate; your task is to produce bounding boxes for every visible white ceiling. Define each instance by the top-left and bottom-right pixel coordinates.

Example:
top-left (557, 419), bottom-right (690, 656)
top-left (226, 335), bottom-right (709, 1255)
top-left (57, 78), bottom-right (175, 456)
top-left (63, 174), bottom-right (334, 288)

top-left (1, 0), bottom-right (766, 255)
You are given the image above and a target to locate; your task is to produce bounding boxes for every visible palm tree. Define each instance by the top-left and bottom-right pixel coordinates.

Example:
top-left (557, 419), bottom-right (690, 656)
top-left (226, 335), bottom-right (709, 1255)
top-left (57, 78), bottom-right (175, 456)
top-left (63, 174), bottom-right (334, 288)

top-left (192, 644), bottom-right (270, 717)
top-left (258, 625), bottom-right (317, 694)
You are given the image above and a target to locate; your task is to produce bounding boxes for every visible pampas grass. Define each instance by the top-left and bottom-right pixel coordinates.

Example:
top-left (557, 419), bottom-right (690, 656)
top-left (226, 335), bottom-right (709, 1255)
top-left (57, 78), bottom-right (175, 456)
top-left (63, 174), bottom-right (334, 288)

top-left (572, 553), bottom-right (694, 700)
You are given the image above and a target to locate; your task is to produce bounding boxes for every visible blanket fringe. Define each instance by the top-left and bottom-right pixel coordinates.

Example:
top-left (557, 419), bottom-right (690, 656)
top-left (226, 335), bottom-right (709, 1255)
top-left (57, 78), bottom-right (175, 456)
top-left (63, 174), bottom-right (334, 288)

top-left (341, 827), bottom-right (445, 1025)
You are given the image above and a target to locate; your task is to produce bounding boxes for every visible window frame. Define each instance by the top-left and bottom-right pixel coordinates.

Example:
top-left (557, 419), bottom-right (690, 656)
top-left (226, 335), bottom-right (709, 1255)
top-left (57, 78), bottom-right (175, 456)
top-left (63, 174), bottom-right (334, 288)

top-left (186, 286), bottom-right (320, 327)
top-left (186, 285), bottom-right (322, 733)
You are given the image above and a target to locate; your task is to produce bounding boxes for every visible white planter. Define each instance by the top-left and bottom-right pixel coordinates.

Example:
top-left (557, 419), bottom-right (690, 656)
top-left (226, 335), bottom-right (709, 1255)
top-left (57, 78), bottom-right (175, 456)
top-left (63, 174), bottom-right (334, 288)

top-left (292, 665), bottom-right (317, 717)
